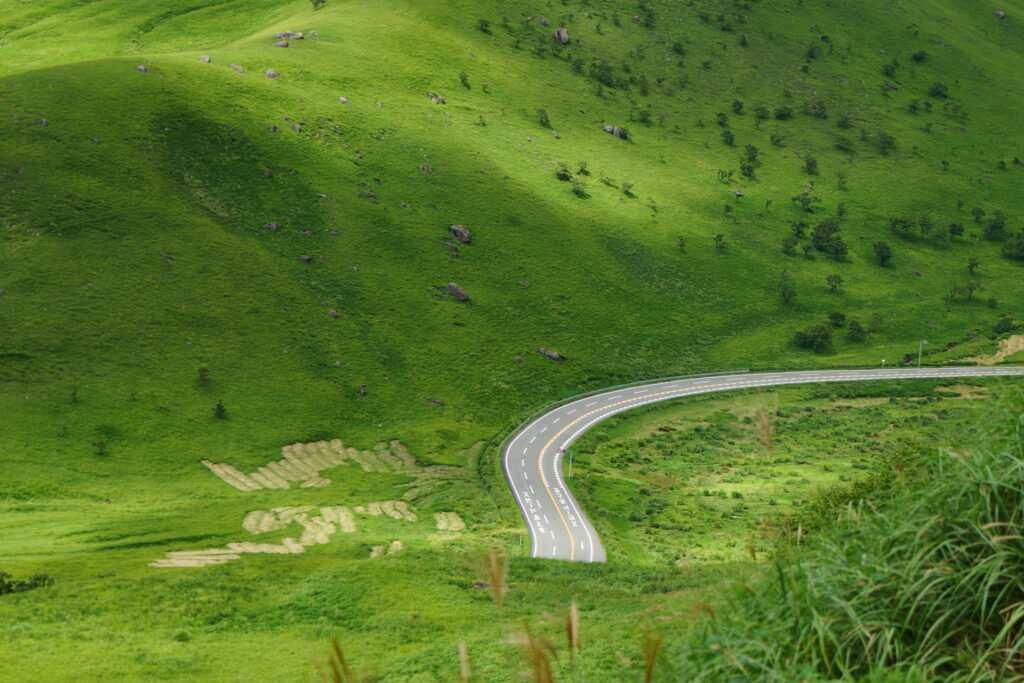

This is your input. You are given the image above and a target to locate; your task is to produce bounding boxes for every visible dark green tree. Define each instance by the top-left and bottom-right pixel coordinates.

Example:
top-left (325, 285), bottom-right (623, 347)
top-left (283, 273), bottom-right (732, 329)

top-left (794, 324), bottom-right (833, 351)
top-left (873, 240), bottom-right (892, 267)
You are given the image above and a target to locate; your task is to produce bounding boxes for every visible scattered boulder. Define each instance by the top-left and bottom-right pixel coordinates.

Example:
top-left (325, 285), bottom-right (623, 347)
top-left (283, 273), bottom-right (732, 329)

top-left (199, 55), bottom-right (211, 63)
top-left (883, 80), bottom-right (899, 90)
top-left (538, 347), bottom-right (566, 362)
top-left (554, 28), bottom-right (569, 44)
top-left (262, 170), bottom-right (270, 178)
top-left (449, 224), bottom-right (471, 243)
top-left (602, 124), bottom-right (628, 140)
top-left (427, 398), bottom-right (444, 406)
top-left (550, 130), bottom-right (560, 139)
top-left (376, 101), bottom-right (383, 109)
top-left (309, 30), bottom-right (318, 36)
top-left (539, 18), bottom-right (549, 26)
top-left (329, 310), bottom-right (339, 318)
top-left (514, 357), bottom-right (523, 364)
top-left (136, 65), bottom-right (148, 72)
top-left (445, 283), bottom-right (469, 301)
top-left (230, 64), bottom-right (244, 73)
top-left (338, 96), bottom-right (350, 104)
top-left (359, 384), bottom-right (367, 396)
top-left (299, 254), bottom-right (313, 262)
top-left (266, 69), bottom-right (280, 80)
top-left (428, 92), bottom-right (446, 104)
top-left (269, 124), bottom-right (278, 132)
top-left (275, 40), bottom-right (289, 48)
top-left (262, 222), bottom-right (279, 231)
top-left (732, 189), bottom-right (744, 197)
top-left (292, 123), bottom-right (302, 133)
top-left (995, 10), bottom-right (1005, 18)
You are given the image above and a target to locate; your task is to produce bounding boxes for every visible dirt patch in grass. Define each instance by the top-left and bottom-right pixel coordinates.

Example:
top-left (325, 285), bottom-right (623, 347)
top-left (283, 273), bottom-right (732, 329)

top-left (965, 334), bottom-right (1024, 365)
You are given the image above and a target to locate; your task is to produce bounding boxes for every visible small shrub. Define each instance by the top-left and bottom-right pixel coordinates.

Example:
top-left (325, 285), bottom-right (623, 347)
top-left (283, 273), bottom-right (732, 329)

top-left (794, 324), bottom-right (833, 351)
top-left (477, 18), bottom-right (490, 33)
top-left (928, 82), bottom-right (949, 98)
top-left (213, 400), bottom-right (227, 419)
top-left (310, 0), bottom-right (326, 9)
top-left (773, 106), bottom-right (794, 120)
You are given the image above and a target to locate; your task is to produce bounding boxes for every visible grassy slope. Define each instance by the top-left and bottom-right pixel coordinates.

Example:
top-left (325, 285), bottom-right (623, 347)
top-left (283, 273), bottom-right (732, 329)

top-left (1, 0), bottom-right (1024, 678)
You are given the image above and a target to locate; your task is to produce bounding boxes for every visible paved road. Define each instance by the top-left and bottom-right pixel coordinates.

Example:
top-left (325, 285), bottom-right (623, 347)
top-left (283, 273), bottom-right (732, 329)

top-left (502, 367), bottom-right (1024, 562)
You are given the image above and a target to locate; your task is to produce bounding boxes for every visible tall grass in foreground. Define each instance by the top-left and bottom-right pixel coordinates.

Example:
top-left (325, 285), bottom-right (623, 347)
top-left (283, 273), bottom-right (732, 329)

top-left (674, 392), bottom-right (1024, 681)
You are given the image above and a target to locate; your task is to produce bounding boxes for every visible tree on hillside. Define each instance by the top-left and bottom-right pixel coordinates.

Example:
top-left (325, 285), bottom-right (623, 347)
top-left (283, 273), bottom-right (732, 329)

top-left (848, 318), bottom-right (867, 341)
top-left (811, 218), bottom-right (848, 260)
top-left (873, 241), bottom-right (892, 267)
top-left (826, 274), bottom-right (843, 293)
top-left (714, 233), bottom-right (727, 251)
top-left (536, 108), bottom-right (550, 127)
top-left (803, 155), bottom-right (818, 175)
top-left (794, 324), bottom-right (832, 351)
top-left (778, 270), bottom-right (796, 304)
top-left (310, 0), bottom-right (326, 9)
top-left (781, 236), bottom-right (798, 255)
top-left (968, 257), bottom-right (980, 274)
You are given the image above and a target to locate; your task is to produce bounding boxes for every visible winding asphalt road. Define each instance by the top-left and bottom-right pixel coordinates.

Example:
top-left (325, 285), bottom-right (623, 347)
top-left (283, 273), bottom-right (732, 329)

top-left (502, 366), bottom-right (1024, 562)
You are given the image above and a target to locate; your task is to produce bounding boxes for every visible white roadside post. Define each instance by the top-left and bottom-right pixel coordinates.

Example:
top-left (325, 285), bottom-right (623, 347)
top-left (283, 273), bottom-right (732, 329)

top-left (918, 340), bottom-right (928, 367)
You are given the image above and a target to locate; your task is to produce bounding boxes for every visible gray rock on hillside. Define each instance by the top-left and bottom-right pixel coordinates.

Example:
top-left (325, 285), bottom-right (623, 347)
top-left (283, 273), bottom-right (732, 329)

top-left (275, 40), bottom-right (289, 48)
top-left (428, 92), bottom-right (446, 104)
top-left (445, 283), bottom-right (469, 301)
top-left (995, 10), bottom-right (1005, 18)
top-left (266, 69), bottom-right (280, 80)
top-left (338, 96), bottom-right (350, 105)
top-left (449, 224), bottom-right (471, 243)
top-left (538, 347), bottom-right (566, 362)
top-left (136, 65), bottom-right (148, 72)
top-left (269, 124), bottom-right (278, 132)
top-left (539, 18), bottom-right (549, 26)
top-left (555, 28), bottom-right (570, 44)
top-left (199, 55), bottom-right (211, 63)
top-left (602, 124), bottom-right (628, 140)
top-left (230, 64), bottom-right (244, 73)
top-left (299, 254), bottom-right (312, 263)
top-left (262, 222), bottom-right (279, 231)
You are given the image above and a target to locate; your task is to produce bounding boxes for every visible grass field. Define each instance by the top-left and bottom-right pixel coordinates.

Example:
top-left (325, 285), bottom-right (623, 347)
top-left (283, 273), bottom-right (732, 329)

top-left (2, 0), bottom-right (1023, 678)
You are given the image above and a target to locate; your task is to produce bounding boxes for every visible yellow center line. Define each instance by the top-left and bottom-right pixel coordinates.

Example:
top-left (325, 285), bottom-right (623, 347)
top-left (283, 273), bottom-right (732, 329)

top-left (533, 372), bottom-right (937, 561)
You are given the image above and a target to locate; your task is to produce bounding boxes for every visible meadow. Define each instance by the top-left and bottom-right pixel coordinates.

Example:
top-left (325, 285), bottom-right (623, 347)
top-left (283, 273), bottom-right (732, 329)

top-left (1, 0), bottom-right (1023, 678)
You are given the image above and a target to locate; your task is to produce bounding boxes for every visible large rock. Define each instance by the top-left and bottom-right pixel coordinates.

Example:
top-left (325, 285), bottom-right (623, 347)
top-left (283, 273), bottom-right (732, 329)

top-left (445, 283), bottom-right (469, 301)
top-left (265, 69), bottom-right (280, 80)
top-left (230, 64), bottom-right (244, 73)
top-left (199, 55), bottom-right (211, 63)
top-left (538, 347), bottom-right (567, 362)
top-left (554, 28), bottom-right (569, 44)
top-left (428, 92), bottom-right (446, 104)
top-left (449, 224), bottom-right (471, 243)
top-left (136, 65), bottom-right (148, 72)
top-left (995, 10), bottom-right (1005, 18)
top-left (262, 222), bottom-right (279, 231)
top-left (602, 124), bottom-right (628, 140)
top-left (338, 96), bottom-right (350, 105)
top-left (275, 40), bottom-right (289, 48)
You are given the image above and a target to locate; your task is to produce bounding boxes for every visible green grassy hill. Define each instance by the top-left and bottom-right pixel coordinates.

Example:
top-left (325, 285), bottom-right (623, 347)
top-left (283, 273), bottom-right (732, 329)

top-left (1, 0), bottom-right (1023, 678)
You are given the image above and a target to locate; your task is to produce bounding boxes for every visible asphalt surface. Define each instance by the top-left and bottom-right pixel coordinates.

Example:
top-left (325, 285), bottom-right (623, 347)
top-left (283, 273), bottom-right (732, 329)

top-left (502, 366), bottom-right (1024, 562)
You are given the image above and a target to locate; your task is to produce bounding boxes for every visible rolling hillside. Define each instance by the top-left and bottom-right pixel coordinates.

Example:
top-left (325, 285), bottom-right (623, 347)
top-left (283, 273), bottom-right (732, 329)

top-left (1, 0), bottom-right (1022, 678)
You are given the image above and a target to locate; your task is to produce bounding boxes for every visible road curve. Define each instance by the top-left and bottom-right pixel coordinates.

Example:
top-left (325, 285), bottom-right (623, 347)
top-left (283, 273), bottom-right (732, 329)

top-left (502, 367), bottom-right (1024, 562)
